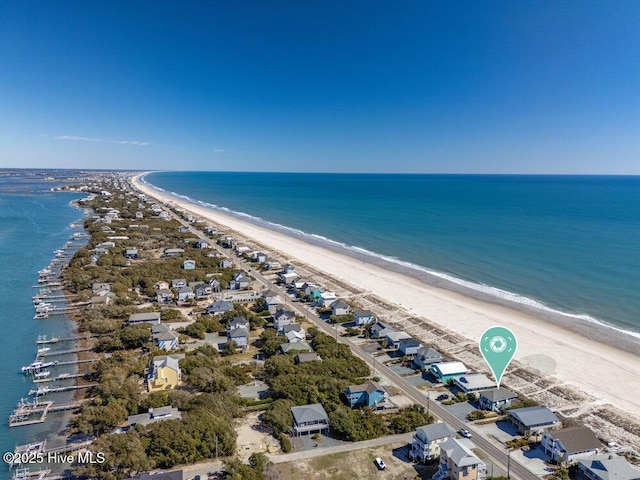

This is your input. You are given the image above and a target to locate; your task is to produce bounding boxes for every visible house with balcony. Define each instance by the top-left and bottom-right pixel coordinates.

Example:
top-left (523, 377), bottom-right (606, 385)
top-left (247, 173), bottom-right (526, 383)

top-left (578, 454), bottom-right (640, 480)
top-left (414, 347), bottom-right (443, 370)
top-left (542, 427), bottom-right (602, 464)
top-left (433, 438), bottom-right (486, 480)
top-left (410, 422), bottom-right (456, 463)
top-left (291, 403), bottom-right (330, 436)
top-left (478, 388), bottom-right (518, 412)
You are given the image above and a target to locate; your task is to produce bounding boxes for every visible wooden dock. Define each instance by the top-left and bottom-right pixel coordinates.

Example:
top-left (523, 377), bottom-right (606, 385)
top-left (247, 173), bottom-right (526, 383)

top-left (33, 372), bottom-right (87, 384)
top-left (37, 347), bottom-right (94, 357)
top-left (37, 334), bottom-right (96, 344)
top-left (9, 399), bottom-right (86, 427)
top-left (28, 383), bottom-right (98, 396)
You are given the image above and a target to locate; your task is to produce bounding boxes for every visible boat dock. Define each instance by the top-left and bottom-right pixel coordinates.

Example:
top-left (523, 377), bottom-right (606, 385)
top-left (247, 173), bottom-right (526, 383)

top-left (37, 334), bottom-right (96, 344)
top-left (28, 383), bottom-right (98, 396)
top-left (11, 468), bottom-right (51, 480)
top-left (33, 372), bottom-right (86, 383)
top-left (37, 346), bottom-right (94, 357)
top-left (9, 399), bottom-right (86, 427)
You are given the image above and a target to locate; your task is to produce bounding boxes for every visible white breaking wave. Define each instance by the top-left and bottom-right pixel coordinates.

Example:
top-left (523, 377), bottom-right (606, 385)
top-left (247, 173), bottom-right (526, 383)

top-left (141, 176), bottom-right (640, 341)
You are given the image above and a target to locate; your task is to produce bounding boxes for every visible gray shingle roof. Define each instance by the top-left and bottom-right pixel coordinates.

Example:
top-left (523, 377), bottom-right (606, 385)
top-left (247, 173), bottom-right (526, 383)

top-left (415, 423), bottom-right (456, 443)
top-left (481, 387), bottom-right (518, 402)
top-left (579, 454), bottom-right (640, 480)
top-left (508, 406), bottom-right (560, 427)
top-left (547, 427), bottom-right (602, 454)
top-left (291, 403), bottom-right (328, 425)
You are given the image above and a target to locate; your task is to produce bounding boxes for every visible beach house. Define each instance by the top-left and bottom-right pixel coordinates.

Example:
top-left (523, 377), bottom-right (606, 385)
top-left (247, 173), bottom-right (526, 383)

top-left (453, 374), bottom-right (496, 394)
top-left (280, 342), bottom-right (313, 354)
top-left (331, 299), bottom-right (350, 316)
top-left (183, 259), bottom-right (196, 270)
top-left (507, 406), bottom-right (561, 436)
top-left (414, 347), bottom-right (443, 370)
top-left (147, 355), bottom-right (182, 392)
top-left (344, 380), bottom-right (387, 409)
top-left (127, 406), bottom-right (181, 428)
top-left (291, 403), bottom-right (330, 436)
top-left (177, 286), bottom-right (194, 302)
top-left (284, 324), bottom-right (306, 343)
top-left (433, 438), bottom-right (487, 480)
top-left (398, 337), bottom-right (422, 356)
top-left (152, 324), bottom-right (179, 351)
top-left (206, 300), bottom-right (234, 315)
top-left (125, 247), bottom-right (138, 259)
top-left (219, 259), bottom-right (233, 269)
top-left (171, 279), bottom-right (187, 288)
top-left (578, 454), bottom-right (640, 480)
top-left (478, 388), bottom-right (518, 412)
top-left (430, 362), bottom-right (468, 383)
top-left (126, 312), bottom-right (161, 326)
top-left (274, 308), bottom-right (296, 333)
top-left (317, 291), bottom-right (337, 308)
top-left (263, 290), bottom-right (283, 314)
top-left (410, 423), bottom-right (456, 463)
top-left (227, 317), bottom-right (250, 349)
top-left (354, 309), bottom-right (375, 326)
top-left (156, 288), bottom-right (174, 304)
top-left (229, 272), bottom-right (251, 290)
top-left (541, 427), bottom-right (602, 464)
top-left (385, 330), bottom-right (412, 349)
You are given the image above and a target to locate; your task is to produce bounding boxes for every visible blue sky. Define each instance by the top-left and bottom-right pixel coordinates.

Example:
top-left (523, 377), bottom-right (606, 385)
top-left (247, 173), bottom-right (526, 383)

top-left (1, 1), bottom-right (638, 173)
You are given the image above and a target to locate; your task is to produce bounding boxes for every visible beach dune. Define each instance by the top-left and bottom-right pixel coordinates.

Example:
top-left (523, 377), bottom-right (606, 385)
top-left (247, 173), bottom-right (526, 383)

top-left (132, 175), bottom-right (640, 422)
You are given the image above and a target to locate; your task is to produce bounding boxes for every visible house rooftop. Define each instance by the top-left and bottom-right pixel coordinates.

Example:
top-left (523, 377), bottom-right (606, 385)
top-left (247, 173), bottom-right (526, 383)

top-left (398, 337), bottom-right (421, 348)
top-left (481, 387), bottom-right (518, 402)
top-left (579, 454), bottom-right (640, 480)
top-left (440, 437), bottom-right (482, 468)
top-left (354, 309), bottom-right (374, 316)
top-left (415, 422), bottom-right (456, 443)
top-left (347, 380), bottom-right (383, 395)
top-left (432, 361), bottom-right (468, 375)
top-left (508, 406), bottom-right (560, 427)
top-left (280, 342), bottom-right (313, 354)
top-left (291, 403), bottom-right (328, 425)
top-left (546, 426), bottom-right (602, 454)
top-left (454, 373), bottom-right (496, 391)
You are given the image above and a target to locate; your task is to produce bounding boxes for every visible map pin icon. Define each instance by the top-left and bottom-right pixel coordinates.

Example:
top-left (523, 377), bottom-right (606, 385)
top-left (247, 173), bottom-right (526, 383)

top-left (479, 326), bottom-right (517, 388)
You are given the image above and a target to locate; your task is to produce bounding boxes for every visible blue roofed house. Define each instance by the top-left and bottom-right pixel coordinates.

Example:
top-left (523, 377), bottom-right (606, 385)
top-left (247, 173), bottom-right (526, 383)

top-left (414, 347), bottom-right (443, 370)
top-left (344, 380), bottom-right (387, 409)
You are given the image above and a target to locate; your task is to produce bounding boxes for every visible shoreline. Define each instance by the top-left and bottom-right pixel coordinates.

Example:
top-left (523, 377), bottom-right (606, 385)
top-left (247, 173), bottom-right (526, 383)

top-left (132, 173), bottom-right (640, 421)
top-left (142, 174), bottom-right (640, 347)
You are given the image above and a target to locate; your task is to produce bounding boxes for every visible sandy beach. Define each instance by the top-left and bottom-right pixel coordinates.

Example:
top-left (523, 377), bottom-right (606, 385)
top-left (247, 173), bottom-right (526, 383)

top-left (132, 174), bottom-right (640, 423)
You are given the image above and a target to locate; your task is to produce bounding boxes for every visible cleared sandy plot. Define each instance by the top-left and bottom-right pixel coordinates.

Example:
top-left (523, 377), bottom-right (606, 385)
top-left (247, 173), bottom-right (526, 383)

top-left (273, 443), bottom-right (437, 480)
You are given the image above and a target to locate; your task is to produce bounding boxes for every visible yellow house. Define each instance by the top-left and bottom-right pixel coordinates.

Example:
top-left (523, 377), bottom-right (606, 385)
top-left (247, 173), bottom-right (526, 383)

top-left (147, 355), bottom-right (182, 392)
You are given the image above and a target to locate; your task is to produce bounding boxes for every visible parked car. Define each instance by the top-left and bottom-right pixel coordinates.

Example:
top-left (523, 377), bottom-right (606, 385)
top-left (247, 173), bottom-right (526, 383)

top-left (436, 394), bottom-right (449, 401)
top-left (459, 428), bottom-right (472, 438)
top-left (374, 457), bottom-right (386, 470)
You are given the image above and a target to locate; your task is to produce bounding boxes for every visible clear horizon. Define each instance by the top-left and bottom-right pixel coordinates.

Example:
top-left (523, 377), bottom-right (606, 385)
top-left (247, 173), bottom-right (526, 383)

top-left (1, 1), bottom-right (639, 174)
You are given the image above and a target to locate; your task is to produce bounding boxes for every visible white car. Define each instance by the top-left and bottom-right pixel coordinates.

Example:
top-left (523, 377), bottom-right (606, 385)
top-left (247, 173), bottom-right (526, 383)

top-left (374, 457), bottom-right (386, 470)
top-left (459, 428), bottom-right (472, 438)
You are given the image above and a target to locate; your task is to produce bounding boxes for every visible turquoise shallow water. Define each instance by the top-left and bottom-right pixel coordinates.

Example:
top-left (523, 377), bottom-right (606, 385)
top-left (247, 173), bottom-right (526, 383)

top-left (145, 172), bottom-right (640, 337)
top-left (0, 176), bottom-right (84, 479)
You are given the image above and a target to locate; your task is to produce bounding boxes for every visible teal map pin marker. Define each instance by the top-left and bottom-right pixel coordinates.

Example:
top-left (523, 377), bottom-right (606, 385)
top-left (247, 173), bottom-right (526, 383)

top-left (479, 326), bottom-right (517, 388)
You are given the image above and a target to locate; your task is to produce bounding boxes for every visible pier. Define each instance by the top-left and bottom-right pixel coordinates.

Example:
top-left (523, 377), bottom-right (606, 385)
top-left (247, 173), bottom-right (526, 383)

top-left (9, 399), bottom-right (87, 427)
top-left (37, 346), bottom-right (94, 357)
top-left (28, 383), bottom-right (98, 396)
top-left (33, 372), bottom-right (87, 383)
top-left (37, 334), bottom-right (97, 344)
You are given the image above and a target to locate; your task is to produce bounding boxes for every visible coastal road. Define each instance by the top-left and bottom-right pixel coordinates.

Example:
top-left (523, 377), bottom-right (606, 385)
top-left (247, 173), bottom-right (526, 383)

top-left (244, 266), bottom-right (537, 480)
top-left (133, 180), bottom-right (537, 480)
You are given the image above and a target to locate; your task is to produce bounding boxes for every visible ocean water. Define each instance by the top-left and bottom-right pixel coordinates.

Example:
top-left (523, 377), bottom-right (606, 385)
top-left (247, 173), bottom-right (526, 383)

top-left (0, 175), bottom-right (84, 479)
top-left (145, 172), bottom-right (640, 339)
